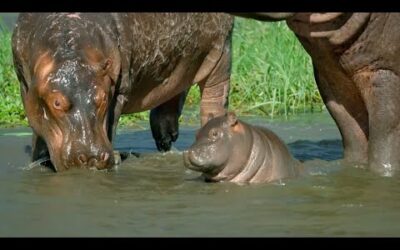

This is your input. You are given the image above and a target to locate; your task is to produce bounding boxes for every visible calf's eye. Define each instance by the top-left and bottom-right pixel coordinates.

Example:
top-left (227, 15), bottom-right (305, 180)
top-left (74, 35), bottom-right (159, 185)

top-left (209, 128), bottom-right (221, 140)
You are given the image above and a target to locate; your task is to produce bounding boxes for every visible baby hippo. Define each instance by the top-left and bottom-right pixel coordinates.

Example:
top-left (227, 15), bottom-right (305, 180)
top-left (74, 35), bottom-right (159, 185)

top-left (183, 112), bottom-right (302, 184)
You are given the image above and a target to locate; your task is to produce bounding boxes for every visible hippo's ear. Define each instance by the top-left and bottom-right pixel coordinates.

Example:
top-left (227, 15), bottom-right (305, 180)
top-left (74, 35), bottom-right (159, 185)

top-left (85, 47), bottom-right (120, 84)
top-left (227, 112), bottom-right (238, 126)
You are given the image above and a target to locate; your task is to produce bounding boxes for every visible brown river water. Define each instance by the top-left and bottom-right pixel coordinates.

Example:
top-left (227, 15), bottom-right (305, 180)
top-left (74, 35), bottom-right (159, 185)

top-left (1, 111), bottom-right (400, 237)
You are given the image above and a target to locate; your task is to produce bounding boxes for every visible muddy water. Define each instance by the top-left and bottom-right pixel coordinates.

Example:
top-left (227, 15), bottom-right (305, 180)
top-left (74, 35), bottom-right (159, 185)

top-left (1, 112), bottom-right (400, 237)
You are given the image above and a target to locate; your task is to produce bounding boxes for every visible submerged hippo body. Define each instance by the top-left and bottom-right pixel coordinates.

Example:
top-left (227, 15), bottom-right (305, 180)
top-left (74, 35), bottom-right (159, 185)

top-left (183, 112), bottom-right (302, 184)
top-left (12, 13), bottom-right (233, 171)
top-left (238, 13), bottom-right (400, 176)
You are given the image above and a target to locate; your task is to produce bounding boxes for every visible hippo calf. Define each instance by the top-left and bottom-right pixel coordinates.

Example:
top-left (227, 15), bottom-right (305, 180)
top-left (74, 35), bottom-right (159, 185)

top-left (12, 13), bottom-right (233, 171)
top-left (183, 112), bottom-right (302, 184)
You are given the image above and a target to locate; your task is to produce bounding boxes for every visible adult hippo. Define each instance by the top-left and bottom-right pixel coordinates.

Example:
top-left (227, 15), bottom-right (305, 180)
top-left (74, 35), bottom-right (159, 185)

top-left (236, 13), bottom-right (400, 177)
top-left (12, 13), bottom-right (233, 171)
top-left (183, 112), bottom-right (302, 184)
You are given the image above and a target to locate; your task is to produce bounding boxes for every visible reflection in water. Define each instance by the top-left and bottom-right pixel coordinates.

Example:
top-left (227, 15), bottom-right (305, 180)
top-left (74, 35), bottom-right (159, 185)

top-left (1, 112), bottom-right (400, 236)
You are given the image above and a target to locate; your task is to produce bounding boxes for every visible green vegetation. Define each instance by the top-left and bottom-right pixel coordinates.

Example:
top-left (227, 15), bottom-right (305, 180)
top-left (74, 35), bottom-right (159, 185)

top-left (0, 17), bottom-right (324, 127)
top-left (0, 24), bottom-right (27, 126)
top-left (231, 18), bottom-right (323, 117)
top-left (185, 18), bottom-right (323, 118)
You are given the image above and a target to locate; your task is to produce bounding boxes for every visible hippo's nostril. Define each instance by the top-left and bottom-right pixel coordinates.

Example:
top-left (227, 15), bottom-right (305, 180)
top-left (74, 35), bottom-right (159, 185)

top-left (78, 154), bottom-right (88, 164)
top-left (100, 152), bottom-right (110, 162)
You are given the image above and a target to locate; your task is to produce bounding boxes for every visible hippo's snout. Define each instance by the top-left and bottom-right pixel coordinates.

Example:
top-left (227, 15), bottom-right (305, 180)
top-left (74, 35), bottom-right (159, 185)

top-left (183, 149), bottom-right (209, 171)
top-left (60, 139), bottom-right (115, 170)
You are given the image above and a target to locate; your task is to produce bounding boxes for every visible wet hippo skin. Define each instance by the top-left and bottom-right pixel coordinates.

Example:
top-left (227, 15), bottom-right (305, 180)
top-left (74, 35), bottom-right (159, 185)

top-left (237, 13), bottom-right (400, 177)
top-left (183, 112), bottom-right (302, 184)
top-left (12, 13), bottom-right (233, 171)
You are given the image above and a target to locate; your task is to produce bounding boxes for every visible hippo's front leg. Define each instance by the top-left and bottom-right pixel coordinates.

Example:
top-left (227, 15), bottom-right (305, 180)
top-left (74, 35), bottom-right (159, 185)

top-left (150, 89), bottom-right (188, 152)
top-left (31, 132), bottom-right (51, 165)
top-left (108, 94), bottom-right (126, 143)
top-left (108, 94), bottom-right (132, 163)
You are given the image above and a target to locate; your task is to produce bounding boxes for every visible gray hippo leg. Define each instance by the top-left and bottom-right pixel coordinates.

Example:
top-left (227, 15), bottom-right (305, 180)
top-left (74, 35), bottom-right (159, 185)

top-left (150, 89), bottom-right (188, 152)
top-left (313, 64), bottom-right (369, 165)
top-left (364, 70), bottom-right (400, 176)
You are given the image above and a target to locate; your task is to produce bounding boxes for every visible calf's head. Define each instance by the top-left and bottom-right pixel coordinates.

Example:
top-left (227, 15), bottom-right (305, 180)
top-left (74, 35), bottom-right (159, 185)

top-left (183, 112), bottom-right (243, 176)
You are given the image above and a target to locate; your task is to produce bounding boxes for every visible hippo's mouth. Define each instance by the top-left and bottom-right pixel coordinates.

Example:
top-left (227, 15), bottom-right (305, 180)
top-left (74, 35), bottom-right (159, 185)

top-left (183, 150), bottom-right (197, 170)
top-left (28, 151), bottom-right (131, 172)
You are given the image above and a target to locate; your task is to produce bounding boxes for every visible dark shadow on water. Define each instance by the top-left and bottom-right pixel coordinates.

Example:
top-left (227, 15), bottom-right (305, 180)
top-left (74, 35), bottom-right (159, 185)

top-left (114, 128), bottom-right (196, 154)
top-left (115, 128), bottom-right (344, 162)
top-left (288, 139), bottom-right (343, 162)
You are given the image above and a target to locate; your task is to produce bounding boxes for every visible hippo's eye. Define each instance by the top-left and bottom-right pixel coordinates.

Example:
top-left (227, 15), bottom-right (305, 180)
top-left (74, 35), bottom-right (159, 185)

top-left (209, 128), bottom-right (222, 140)
top-left (54, 99), bottom-right (61, 109)
top-left (47, 91), bottom-right (70, 112)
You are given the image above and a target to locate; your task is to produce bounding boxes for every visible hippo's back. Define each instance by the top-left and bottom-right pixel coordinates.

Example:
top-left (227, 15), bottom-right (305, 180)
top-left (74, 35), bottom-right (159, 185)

top-left (116, 13), bottom-right (233, 73)
top-left (252, 124), bottom-right (302, 182)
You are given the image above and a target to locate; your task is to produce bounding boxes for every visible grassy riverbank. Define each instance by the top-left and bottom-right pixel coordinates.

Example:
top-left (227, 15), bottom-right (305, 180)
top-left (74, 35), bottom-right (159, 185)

top-left (0, 17), bottom-right (323, 127)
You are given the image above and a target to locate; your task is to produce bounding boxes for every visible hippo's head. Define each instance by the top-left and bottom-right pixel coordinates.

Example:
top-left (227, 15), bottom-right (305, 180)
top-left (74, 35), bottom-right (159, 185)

top-left (12, 14), bottom-right (121, 171)
top-left (183, 112), bottom-right (243, 178)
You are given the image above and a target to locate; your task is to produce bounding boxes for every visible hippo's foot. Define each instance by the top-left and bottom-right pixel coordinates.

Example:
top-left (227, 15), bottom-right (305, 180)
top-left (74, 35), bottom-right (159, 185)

top-left (150, 90), bottom-right (187, 152)
top-left (155, 132), bottom-right (178, 152)
top-left (150, 110), bottom-right (180, 152)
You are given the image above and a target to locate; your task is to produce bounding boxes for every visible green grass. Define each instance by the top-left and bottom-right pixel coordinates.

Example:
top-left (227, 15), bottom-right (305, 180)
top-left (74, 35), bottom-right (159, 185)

top-left (0, 17), bottom-right (324, 127)
top-left (186, 18), bottom-right (323, 118)
top-left (230, 18), bottom-right (323, 118)
top-left (0, 23), bottom-right (27, 127)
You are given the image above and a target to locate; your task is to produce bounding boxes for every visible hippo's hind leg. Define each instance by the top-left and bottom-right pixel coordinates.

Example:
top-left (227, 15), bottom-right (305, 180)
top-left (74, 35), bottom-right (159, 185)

top-left (150, 89), bottom-right (189, 152)
top-left (362, 70), bottom-right (400, 176)
top-left (313, 64), bottom-right (369, 165)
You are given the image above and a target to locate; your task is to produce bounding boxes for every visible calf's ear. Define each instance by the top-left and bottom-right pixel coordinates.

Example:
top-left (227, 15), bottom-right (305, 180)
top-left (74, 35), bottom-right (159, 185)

top-left (227, 112), bottom-right (238, 126)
